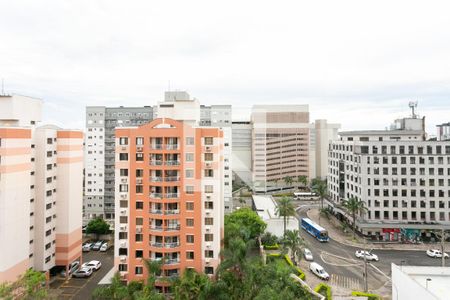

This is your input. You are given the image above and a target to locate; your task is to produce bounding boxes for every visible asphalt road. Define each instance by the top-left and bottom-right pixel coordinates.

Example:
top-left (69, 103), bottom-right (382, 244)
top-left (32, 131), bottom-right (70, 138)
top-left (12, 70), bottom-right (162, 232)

top-left (296, 204), bottom-right (445, 291)
top-left (50, 248), bottom-right (114, 299)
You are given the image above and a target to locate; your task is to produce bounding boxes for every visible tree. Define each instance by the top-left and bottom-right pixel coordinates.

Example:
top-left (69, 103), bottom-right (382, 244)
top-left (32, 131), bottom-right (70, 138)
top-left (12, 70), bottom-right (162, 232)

top-left (342, 197), bottom-right (368, 238)
top-left (0, 269), bottom-right (47, 300)
top-left (283, 230), bottom-right (307, 264)
top-left (283, 176), bottom-right (293, 188)
top-left (224, 208), bottom-right (267, 242)
top-left (172, 268), bottom-right (212, 300)
top-left (275, 196), bottom-right (296, 237)
top-left (92, 273), bottom-right (129, 300)
top-left (86, 217), bottom-right (110, 239)
top-left (297, 175), bottom-right (308, 190)
top-left (312, 179), bottom-right (327, 209)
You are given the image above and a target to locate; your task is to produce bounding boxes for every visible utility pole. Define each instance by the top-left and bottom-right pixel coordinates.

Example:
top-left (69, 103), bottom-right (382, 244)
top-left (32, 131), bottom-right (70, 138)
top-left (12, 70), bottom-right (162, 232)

top-left (441, 228), bottom-right (445, 268)
top-left (363, 235), bottom-right (368, 292)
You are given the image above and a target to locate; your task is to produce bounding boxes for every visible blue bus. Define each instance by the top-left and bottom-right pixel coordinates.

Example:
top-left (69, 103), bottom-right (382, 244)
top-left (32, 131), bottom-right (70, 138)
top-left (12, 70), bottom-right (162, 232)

top-left (301, 218), bottom-right (329, 242)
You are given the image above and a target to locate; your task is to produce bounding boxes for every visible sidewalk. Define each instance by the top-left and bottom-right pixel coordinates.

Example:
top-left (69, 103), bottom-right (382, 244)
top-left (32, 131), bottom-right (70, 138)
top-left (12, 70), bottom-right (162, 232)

top-left (307, 208), bottom-right (433, 251)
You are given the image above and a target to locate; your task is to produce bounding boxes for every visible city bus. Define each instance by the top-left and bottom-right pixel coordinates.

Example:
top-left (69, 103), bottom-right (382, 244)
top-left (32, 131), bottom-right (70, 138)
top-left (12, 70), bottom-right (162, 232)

top-left (293, 192), bottom-right (318, 201)
top-left (301, 218), bottom-right (329, 242)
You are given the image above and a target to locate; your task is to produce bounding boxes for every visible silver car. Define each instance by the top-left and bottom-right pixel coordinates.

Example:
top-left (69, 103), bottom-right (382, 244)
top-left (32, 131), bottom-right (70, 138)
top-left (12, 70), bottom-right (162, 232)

top-left (303, 248), bottom-right (314, 261)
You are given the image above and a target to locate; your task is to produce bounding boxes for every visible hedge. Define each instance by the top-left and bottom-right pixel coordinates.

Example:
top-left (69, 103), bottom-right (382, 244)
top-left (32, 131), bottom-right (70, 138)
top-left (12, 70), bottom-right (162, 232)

top-left (315, 283), bottom-right (332, 300)
top-left (351, 291), bottom-right (382, 300)
top-left (284, 254), bottom-right (306, 280)
top-left (263, 244), bottom-right (280, 250)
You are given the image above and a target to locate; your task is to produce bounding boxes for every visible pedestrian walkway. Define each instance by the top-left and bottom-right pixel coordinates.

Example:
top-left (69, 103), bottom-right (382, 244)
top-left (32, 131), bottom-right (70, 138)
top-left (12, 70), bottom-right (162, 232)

top-left (307, 208), bottom-right (432, 251)
top-left (330, 274), bottom-right (362, 291)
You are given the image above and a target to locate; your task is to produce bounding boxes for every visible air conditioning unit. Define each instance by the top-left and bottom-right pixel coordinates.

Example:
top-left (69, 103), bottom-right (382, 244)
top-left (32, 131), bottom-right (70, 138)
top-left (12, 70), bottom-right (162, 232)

top-left (120, 209), bottom-right (127, 215)
top-left (205, 260), bottom-right (210, 265)
top-left (136, 227), bottom-right (142, 233)
top-left (120, 194), bottom-right (127, 199)
top-left (206, 211), bottom-right (211, 216)
top-left (206, 195), bottom-right (211, 200)
top-left (205, 146), bottom-right (212, 152)
top-left (137, 146), bottom-right (143, 152)
top-left (120, 241), bottom-right (127, 248)
top-left (120, 225), bottom-right (127, 231)
top-left (120, 256), bottom-right (127, 262)
top-left (205, 228), bottom-right (210, 232)
top-left (121, 146), bottom-right (127, 151)
top-left (136, 178), bottom-right (143, 184)
top-left (121, 178), bottom-right (127, 183)
top-left (205, 162), bottom-right (212, 168)
top-left (206, 243), bottom-right (211, 248)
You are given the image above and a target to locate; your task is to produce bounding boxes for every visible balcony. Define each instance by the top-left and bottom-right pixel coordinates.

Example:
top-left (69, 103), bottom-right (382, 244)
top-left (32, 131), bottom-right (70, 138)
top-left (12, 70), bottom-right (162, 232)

top-left (150, 225), bottom-right (163, 231)
top-left (150, 209), bottom-right (163, 215)
top-left (164, 209), bottom-right (179, 215)
top-left (166, 144), bottom-right (179, 150)
top-left (150, 242), bottom-right (163, 248)
top-left (165, 176), bottom-right (180, 182)
top-left (165, 258), bottom-right (180, 265)
top-left (150, 160), bottom-right (163, 166)
top-left (151, 177), bottom-right (163, 182)
top-left (150, 193), bottom-right (163, 199)
top-left (152, 144), bottom-right (163, 150)
top-left (165, 193), bottom-right (179, 199)
top-left (165, 242), bottom-right (180, 248)
top-left (164, 160), bottom-right (180, 166)
top-left (166, 225), bottom-right (180, 231)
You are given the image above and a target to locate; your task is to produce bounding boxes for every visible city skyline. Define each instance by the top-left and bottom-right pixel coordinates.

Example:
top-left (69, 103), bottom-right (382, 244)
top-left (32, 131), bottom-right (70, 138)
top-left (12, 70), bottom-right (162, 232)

top-left (1, 1), bottom-right (450, 133)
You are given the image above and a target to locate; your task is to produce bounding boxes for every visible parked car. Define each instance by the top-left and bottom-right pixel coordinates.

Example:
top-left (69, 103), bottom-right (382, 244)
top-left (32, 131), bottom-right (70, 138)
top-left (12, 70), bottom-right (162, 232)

top-left (100, 243), bottom-right (111, 252)
top-left (303, 248), bottom-right (314, 261)
top-left (82, 243), bottom-right (92, 252)
top-left (61, 261), bottom-right (80, 277)
top-left (427, 249), bottom-right (449, 258)
top-left (82, 260), bottom-right (102, 271)
top-left (309, 262), bottom-right (330, 280)
top-left (355, 250), bottom-right (379, 261)
top-left (92, 240), bottom-right (104, 251)
top-left (72, 267), bottom-right (93, 278)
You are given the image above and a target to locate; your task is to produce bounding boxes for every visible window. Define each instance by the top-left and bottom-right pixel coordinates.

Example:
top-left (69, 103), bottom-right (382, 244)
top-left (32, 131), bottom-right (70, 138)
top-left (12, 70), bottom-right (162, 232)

top-left (205, 201), bottom-right (214, 209)
top-left (205, 217), bottom-right (213, 225)
top-left (204, 267), bottom-right (214, 275)
top-left (119, 153), bottom-right (128, 161)
top-left (186, 251), bottom-right (194, 260)
top-left (185, 169), bottom-right (194, 178)
top-left (186, 186), bottom-right (194, 194)
top-left (186, 202), bottom-right (194, 211)
top-left (204, 137), bottom-right (213, 145)
top-left (205, 234), bottom-right (213, 241)
top-left (204, 153), bottom-right (213, 161)
top-left (205, 185), bottom-right (213, 193)
top-left (136, 169), bottom-right (143, 177)
top-left (120, 169), bottom-right (129, 176)
top-left (205, 250), bottom-right (214, 258)
top-left (135, 266), bottom-right (143, 275)
top-left (204, 169), bottom-right (214, 177)
top-left (119, 184), bottom-right (128, 192)
top-left (186, 153), bottom-right (194, 162)
top-left (186, 219), bottom-right (194, 227)
top-left (136, 218), bottom-right (143, 226)
top-left (135, 250), bottom-right (143, 258)
top-left (119, 137), bottom-right (128, 145)
top-left (186, 235), bottom-right (194, 243)
top-left (136, 137), bottom-right (144, 145)
top-left (136, 153), bottom-right (144, 161)
top-left (186, 137), bottom-right (194, 145)
top-left (136, 201), bottom-right (144, 210)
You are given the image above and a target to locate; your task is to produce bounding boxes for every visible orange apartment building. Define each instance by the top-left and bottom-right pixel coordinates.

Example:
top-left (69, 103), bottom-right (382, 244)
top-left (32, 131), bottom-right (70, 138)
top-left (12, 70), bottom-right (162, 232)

top-left (114, 118), bottom-right (224, 291)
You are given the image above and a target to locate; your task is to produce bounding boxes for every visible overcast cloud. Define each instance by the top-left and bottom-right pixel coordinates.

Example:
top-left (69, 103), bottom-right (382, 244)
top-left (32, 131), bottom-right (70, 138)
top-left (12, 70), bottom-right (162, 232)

top-left (1, 0), bottom-right (450, 134)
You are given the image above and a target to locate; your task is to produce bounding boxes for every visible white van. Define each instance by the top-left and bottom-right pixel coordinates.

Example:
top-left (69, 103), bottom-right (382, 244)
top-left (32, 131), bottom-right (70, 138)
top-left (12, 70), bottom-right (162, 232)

top-left (309, 262), bottom-right (330, 280)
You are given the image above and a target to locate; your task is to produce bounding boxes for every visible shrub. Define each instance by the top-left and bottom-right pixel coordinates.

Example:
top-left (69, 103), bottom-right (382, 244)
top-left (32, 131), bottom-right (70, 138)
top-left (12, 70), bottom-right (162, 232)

top-left (315, 283), bottom-right (332, 300)
top-left (284, 254), bottom-right (306, 280)
top-left (263, 244), bottom-right (280, 250)
top-left (351, 291), bottom-right (382, 300)
top-left (261, 232), bottom-right (279, 246)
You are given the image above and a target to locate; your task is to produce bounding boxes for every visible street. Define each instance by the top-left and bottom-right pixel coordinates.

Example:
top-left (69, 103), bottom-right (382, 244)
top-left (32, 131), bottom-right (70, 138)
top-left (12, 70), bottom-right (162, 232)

top-left (296, 204), bottom-right (445, 294)
top-left (49, 248), bottom-right (114, 299)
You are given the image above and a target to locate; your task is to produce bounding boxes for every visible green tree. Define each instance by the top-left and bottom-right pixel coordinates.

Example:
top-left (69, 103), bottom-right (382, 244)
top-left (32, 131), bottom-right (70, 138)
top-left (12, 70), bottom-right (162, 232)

top-left (297, 175), bottom-right (308, 190)
top-left (172, 268), bottom-right (212, 300)
top-left (342, 197), bottom-right (368, 238)
top-left (275, 196), bottom-right (296, 237)
top-left (86, 217), bottom-right (110, 240)
top-left (283, 176), bottom-right (293, 188)
top-left (312, 179), bottom-right (327, 209)
top-left (92, 273), bottom-right (129, 300)
top-left (224, 208), bottom-right (267, 242)
top-left (283, 229), bottom-right (307, 264)
top-left (0, 269), bottom-right (47, 300)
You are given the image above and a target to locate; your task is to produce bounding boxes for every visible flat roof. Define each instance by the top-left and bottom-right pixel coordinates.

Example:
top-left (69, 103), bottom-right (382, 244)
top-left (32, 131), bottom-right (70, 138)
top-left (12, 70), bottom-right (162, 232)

top-left (340, 130), bottom-right (423, 136)
top-left (252, 195), bottom-right (278, 220)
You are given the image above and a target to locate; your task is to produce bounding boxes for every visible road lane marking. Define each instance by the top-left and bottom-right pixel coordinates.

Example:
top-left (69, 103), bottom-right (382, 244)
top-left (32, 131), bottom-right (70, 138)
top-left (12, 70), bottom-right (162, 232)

top-left (368, 262), bottom-right (391, 281)
top-left (320, 251), bottom-right (363, 267)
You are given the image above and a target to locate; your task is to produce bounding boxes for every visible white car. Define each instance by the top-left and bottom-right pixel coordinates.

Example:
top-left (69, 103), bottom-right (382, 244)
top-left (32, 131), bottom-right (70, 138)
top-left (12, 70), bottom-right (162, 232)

top-left (303, 248), bottom-right (314, 261)
top-left (355, 250), bottom-right (379, 261)
top-left (100, 243), bottom-right (110, 252)
top-left (82, 260), bottom-right (102, 271)
top-left (82, 243), bottom-right (92, 252)
top-left (427, 249), bottom-right (449, 258)
top-left (72, 267), bottom-right (93, 278)
top-left (309, 262), bottom-right (330, 280)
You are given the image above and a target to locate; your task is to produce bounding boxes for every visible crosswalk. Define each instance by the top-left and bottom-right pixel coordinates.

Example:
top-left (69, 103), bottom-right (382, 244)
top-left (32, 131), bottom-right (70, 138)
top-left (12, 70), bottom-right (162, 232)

top-left (330, 274), bottom-right (362, 290)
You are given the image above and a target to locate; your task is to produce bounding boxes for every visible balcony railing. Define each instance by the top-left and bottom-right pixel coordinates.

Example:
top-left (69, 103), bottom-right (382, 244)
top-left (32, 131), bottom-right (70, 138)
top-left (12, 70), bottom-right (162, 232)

top-left (165, 176), bottom-right (180, 182)
top-left (164, 209), bottom-right (179, 215)
top-left (150, 160), bottom-right (163, 166)
top-left (150, 242), bottom-right (163, 248)
top-left (166, 144), bottom-right (179, 150)
top-left (150, 193), bottom-right (163, 199)
top-left (164, 242), bottom-right (180, 248)
top-left (165, 193), bottom-right (179, 199)
top-left (150, 225), bottom-right (163, 231)
top-left (150, 209), bottom-right (163, 215)
top-left (152, 144), bottom-right (163, 150)
top-left (165, 258), bottom-right (180, 265)
top-left (164, 160), bottom-right (180, 166)
top-left (151, 177), bottom-right (163, 182)
top-left (166, 225), bottom-right (180, 231)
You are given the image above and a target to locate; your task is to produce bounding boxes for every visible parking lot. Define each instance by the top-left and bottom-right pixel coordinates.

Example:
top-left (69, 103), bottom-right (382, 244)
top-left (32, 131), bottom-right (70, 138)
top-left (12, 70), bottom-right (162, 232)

top-left (49, 247), bottom-right (114, 299)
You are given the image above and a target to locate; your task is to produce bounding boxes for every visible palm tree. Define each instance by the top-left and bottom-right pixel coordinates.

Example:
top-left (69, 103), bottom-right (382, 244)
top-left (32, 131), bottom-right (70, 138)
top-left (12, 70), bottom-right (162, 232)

top-left (342, 197), bottom-right (367, 238)
top-left (172, 268), bottom-right (212, 300)
top-left (275, 196), bottom-right (296, 237)
top-left (283, 176), bottom-right (293, 189)
top-left (297, 175), bottom-right (308, 190)
top-left (312, 179), bottom-right (327, 209)
top-left (283, 229), bottom-right (307, 264)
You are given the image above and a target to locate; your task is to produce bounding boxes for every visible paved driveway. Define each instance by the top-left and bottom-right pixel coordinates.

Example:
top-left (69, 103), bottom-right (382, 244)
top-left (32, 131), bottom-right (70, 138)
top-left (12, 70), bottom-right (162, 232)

top-left (49, 248), bottom-right (114, 299)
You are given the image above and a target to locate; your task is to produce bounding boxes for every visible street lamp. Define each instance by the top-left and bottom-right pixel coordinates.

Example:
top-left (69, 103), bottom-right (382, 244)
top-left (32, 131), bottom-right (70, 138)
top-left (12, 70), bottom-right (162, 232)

top-left (426, 278), bottom-right (432, 290)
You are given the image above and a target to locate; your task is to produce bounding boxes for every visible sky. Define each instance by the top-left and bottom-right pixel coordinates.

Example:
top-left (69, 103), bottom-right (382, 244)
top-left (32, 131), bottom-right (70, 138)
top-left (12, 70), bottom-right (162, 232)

top-left (1, 0), bottom-right (450, 135)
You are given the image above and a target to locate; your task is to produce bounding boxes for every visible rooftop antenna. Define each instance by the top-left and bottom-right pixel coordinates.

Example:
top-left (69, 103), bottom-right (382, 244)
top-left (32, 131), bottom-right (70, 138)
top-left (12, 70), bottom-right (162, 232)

top-left (409, 101), bottom-right (418, 118)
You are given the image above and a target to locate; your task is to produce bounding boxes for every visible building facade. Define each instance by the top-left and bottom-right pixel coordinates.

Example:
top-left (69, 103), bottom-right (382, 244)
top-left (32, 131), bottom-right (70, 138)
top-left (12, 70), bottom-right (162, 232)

top-left (328, 116), bottom-right (450, 241)
top-left (84, 106), bottom-right (153, 225)
top-left (0, 95), bottom-right (82, 283)
top-left (114, 118), bottom-right (224, 290)
top-left (436, 122), bottom-right (450, 141)
top-left (231, 121), bottom-right (252, 186)
top-left (309, 119), bottom-right (340, 179)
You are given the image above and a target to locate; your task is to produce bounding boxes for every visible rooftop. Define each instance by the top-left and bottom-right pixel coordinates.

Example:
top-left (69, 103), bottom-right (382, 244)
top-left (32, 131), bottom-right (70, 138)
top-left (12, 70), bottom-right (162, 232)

top-left (340, 129), bottom-right (424, 136)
